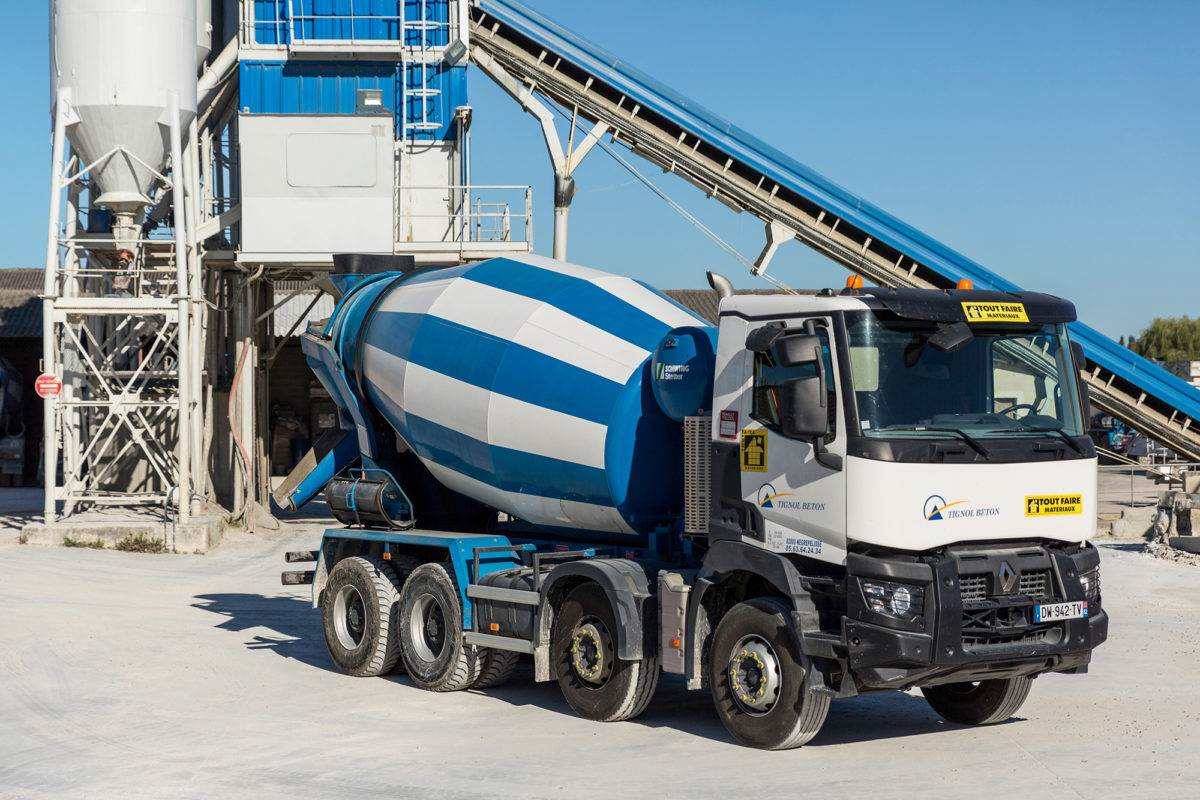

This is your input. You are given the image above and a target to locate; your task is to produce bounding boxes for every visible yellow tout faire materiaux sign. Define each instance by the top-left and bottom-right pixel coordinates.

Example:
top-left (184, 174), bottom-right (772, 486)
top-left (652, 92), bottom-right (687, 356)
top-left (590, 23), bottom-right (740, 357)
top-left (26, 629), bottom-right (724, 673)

top-left (962, 301), bottom-right (1028, 323)
top-left (1025, 494), bottom-right (1083, 517)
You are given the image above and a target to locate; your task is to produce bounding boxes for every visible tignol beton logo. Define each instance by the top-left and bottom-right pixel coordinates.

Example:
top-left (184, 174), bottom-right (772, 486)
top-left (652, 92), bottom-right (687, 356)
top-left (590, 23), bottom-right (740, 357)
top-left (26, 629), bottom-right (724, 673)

top-left (923, 494), bottom-right (1000, 521)
top-left (758, 483), bottom-right (826, 512)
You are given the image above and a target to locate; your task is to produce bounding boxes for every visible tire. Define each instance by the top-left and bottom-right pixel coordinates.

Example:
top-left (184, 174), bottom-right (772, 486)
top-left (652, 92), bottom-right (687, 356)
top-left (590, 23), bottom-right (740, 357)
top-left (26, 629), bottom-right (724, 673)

top-left (552, 583), bottom-right (658, 722)
top-left (385, 555), bottom-right (423, 675)
top-left (397, 562), bottom-right (484, 692)
top-left (921, 677), bottom-right (1033, 725)
top-left (320, 556), bottom-right (403, 677)
top-left (472, 649), bottom-right (520, 689)
top-left (708, 598), bottom-right (830, 750)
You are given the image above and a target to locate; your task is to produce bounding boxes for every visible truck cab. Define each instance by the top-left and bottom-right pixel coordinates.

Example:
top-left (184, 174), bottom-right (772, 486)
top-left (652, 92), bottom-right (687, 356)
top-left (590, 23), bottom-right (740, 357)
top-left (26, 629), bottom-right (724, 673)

top-left (689, 283), bottom-right (1105, 739)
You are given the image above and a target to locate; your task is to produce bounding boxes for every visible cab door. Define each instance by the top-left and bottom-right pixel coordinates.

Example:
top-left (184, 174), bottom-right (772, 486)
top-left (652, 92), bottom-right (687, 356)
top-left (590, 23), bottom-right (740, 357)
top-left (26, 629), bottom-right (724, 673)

top-left (737, 318), bottom-right (848, 563)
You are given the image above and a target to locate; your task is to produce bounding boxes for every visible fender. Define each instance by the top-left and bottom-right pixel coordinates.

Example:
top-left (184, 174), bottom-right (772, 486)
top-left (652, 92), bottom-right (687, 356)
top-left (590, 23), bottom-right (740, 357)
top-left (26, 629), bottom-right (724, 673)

top-left (537, 558), bottom-right (653, 662)
top-left (684, 540), bottom-right (828, 688)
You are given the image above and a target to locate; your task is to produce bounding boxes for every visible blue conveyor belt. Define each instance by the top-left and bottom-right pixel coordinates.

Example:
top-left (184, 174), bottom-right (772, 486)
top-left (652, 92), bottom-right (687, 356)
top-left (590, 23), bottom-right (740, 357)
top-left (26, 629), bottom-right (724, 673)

top-left (474, 0), bottom-right (1200, 433)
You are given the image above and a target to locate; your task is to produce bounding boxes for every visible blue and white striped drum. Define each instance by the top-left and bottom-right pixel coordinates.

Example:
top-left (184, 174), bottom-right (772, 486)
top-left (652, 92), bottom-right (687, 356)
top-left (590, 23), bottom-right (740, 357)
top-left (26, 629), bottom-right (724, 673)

top-left (355, 255), bottom-right (711, 540)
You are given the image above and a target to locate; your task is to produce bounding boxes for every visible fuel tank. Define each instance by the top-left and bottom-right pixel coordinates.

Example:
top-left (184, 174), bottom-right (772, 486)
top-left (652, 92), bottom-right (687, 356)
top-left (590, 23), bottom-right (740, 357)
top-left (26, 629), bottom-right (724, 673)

top-left (333, 255), bottom-right (714, 539)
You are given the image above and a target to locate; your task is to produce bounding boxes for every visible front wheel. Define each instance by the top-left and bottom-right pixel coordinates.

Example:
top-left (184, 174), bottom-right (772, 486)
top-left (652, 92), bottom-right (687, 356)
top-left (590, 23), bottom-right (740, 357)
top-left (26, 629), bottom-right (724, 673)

top-left (921, 677), bottom-right (1033, 725)
top-left (552, 583), bottom-right (658, 722)
top-left (708, 598), bottom-right (830, 749)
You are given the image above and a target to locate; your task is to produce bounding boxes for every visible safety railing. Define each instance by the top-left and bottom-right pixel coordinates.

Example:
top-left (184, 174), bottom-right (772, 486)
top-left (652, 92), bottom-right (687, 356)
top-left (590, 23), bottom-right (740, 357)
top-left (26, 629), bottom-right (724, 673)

top-left (396, 184), bottom-right (532, 246)
top-left (1098, 462), bottom-right (1200, 510)
top-left (249, 1), bottom-right (453, 48)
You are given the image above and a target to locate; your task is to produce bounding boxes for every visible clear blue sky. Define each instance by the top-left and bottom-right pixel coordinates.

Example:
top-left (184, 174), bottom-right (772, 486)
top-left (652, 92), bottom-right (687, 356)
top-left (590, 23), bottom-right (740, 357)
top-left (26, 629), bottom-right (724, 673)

top-left (2, 1), bottom-right (1196, 341)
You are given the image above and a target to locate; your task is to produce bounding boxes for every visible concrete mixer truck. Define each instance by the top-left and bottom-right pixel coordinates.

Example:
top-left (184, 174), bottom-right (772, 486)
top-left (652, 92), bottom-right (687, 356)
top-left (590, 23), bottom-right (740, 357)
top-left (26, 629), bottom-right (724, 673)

top-left (277, 253), bottom-right (1107, 749)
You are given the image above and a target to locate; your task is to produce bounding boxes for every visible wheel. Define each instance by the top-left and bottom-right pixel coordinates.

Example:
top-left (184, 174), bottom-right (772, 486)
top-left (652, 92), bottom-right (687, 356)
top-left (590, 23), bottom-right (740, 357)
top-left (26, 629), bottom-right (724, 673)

top-left (1000, 403), bottom-right (1039, 418)
top-left (384, 555), bottom-right (422, 675)
top-left (321, 556), bottom-right (403, 677)
top-left (472, 649), bottom-right (520, 689)
top-left (708, 598), bottom-right (830, 749)
top-left (552, 583), bottom-right (658, 722)
top-left (921, 677), bottom-right (1033, 725)
top-left (397, 562), bottom-right (484, 691)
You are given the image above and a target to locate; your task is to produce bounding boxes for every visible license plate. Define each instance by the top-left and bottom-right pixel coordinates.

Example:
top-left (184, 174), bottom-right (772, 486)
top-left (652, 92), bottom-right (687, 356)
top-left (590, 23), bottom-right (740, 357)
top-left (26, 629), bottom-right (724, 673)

top-left (1034, 601), bottom-right (1088, 623)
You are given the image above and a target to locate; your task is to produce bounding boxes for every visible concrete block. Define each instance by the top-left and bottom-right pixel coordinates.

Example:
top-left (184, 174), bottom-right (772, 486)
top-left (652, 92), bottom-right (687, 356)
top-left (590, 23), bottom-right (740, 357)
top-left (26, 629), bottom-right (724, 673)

top-left (19, 515), bottom-right (223, 553)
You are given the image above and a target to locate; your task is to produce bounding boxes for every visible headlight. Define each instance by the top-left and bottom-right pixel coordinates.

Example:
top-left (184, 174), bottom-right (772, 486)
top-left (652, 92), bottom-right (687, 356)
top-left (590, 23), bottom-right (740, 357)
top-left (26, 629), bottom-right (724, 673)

top-left (1079, 567), bottom-right (1100, 601)
top-left (862, 580), bottom-right (924, 620)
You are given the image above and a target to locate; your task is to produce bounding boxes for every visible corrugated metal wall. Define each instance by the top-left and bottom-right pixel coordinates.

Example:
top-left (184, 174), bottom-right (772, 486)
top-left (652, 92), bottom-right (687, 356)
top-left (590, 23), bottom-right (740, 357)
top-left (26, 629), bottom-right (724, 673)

top-left (239, 60), bottom-right (466, 140)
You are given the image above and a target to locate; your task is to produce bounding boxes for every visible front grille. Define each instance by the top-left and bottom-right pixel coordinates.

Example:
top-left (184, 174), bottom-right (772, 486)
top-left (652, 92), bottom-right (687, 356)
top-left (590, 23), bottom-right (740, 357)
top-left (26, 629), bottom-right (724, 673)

top-left (959, 568), bottom-right (1053, 600)
top-left (960, 575), bottom-right (987, 601)
top-left (1018, 570), bottom-right (1050, 597)
top-left (963, 628), bottom-right (1054, 652)
top-left (961, 604), bottom-right (1062, 652)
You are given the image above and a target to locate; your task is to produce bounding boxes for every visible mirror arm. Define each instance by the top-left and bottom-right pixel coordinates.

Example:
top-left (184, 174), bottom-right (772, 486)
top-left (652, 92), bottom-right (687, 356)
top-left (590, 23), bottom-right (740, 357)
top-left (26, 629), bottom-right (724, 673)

top-left (801, 318), bottom-right (839, 469)
top-left (811, 436), bottom-right (843, 471)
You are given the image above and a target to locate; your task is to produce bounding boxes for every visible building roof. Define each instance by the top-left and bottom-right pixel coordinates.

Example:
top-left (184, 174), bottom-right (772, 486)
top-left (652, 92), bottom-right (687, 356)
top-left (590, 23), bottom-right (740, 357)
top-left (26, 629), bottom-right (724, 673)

top-left (663, 289), bottom-right (781, 325)
top-left (269, 283), bottom-right (784, 337)
top-left (0, 269), bottom-right (43, 338)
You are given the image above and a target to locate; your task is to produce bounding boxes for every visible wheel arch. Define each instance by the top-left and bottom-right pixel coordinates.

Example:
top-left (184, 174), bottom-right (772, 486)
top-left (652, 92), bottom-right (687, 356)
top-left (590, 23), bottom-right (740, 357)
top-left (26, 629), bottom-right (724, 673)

top-left (685, 540), bottom-right (818, 689)
top-left (537, 558), bottom-right (653, 662)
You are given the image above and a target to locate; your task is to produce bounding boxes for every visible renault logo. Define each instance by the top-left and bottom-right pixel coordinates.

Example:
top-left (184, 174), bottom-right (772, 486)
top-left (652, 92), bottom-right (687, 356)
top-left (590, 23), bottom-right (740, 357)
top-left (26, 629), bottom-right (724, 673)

top-left (998, 561), bottom-right (1018, 593)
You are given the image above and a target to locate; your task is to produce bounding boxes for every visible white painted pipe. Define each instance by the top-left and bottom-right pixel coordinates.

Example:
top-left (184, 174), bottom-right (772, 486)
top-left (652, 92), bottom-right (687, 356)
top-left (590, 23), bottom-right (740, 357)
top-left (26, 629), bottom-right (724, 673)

top-left (42, 95), bottom-right (67, 522)
top-left (168, 92), bottom-right (191, 523)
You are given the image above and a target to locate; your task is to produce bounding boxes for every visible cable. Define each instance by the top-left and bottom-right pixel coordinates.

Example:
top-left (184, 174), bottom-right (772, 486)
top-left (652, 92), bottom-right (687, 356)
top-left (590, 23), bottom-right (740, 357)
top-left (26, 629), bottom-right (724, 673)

top-left (548, 98), bottom-right (798, 294)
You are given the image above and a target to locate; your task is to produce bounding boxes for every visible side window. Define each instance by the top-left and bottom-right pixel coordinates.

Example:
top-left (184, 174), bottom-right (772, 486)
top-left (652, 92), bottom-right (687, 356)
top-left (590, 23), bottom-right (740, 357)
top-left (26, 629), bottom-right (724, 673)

top-left (991, 334), bottom-right (1061, 418)
top-left (752, 328), bottom-right (836, 440)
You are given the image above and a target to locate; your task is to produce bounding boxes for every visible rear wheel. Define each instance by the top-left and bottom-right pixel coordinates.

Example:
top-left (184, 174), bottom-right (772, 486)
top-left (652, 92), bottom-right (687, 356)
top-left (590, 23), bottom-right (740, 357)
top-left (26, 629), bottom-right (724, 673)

top-left (708, 598), bottom-right (830, 749)
top-left (384, 555), bottom-right (422, 675)
top-left (921, 677), bottom-right (1033, 725)
top-left (552, 583), bottom-right (658, 722)
top-left (472, 649), bottom-right (520, 689)
top-left (321, 556), bottom-right (403, 677)
top-left (397, 562), bottom-right (484, 691)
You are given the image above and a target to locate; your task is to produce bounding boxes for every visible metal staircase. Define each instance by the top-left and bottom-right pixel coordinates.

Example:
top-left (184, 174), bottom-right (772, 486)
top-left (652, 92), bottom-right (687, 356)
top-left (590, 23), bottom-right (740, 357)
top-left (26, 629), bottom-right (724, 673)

top-left (467, 0), bottom-right (1200, 461)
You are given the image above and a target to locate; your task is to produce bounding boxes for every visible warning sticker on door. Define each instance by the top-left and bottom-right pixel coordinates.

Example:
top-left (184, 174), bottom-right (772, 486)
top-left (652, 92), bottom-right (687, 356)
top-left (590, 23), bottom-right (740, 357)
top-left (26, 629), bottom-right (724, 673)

top-left (1025, 494), bottom-right (1083, 516)
top-left (962, 302), bottom-right (1029, 323)
top-left (741, 429), bottom-right (767, 472)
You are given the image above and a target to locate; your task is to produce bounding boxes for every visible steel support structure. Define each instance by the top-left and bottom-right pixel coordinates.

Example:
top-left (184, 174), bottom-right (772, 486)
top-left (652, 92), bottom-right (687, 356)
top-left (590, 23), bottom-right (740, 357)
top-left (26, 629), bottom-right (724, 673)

top-left (42, 91), bottom-right (200, 522)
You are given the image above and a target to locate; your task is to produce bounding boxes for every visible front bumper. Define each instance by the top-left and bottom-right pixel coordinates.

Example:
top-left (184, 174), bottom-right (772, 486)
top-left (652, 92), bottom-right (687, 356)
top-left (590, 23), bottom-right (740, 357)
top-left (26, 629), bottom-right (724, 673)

top-left (844, 543), bottom-right (1108, 690)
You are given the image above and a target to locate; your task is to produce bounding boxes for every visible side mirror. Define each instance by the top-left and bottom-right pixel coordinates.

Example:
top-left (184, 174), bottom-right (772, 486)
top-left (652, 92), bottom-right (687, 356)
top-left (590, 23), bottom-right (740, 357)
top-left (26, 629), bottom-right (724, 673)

top-left (1070, 340), bottom-right (1092, 423)
top-left (779, 376), bottom-right (826, 439)
top-left (776, 334), bottom-right (821, 368)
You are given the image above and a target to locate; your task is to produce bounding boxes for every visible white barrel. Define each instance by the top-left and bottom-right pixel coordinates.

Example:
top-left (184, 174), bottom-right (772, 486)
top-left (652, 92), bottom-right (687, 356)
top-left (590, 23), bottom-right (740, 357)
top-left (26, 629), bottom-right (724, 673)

top-left (51, 0), bottom-right (198, 211)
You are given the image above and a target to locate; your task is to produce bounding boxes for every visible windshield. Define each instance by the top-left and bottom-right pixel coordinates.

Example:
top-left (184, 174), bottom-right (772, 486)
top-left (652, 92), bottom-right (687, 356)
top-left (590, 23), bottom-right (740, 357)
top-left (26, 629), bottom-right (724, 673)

top-left (845, 311), bottom-right (1084, 439)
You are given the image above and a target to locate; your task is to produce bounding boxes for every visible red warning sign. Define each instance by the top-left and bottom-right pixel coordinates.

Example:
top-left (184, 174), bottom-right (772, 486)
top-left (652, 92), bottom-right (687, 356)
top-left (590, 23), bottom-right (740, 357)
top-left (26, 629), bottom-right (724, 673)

top-left (35, 374), bottom-right (62, 398)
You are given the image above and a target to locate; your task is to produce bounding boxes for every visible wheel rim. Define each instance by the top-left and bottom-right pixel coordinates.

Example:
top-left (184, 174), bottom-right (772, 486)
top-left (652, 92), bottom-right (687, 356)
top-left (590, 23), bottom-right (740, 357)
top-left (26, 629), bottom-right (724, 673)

top-left (333, 584), bottom-right (367, 651)
top-left (569, 617), bottom-right (613, 686)
top-left (409, 592), bottom-right (447, 662)
top-left (727, 635), bottom-right (782, 715)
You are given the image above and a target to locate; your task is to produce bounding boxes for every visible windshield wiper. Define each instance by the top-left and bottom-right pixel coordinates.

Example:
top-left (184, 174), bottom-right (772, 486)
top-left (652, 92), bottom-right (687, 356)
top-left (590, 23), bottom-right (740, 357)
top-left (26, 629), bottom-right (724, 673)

top-left (999, 426), bottom-right (1087, 456)
top-left (877, 426), bottom-right (991, 459)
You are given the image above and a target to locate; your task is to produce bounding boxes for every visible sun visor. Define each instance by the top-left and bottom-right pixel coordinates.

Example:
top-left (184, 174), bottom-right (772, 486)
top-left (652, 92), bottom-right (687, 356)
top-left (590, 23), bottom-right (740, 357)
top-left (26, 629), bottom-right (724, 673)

top-left (860, 287), bottom-right (1076, 324)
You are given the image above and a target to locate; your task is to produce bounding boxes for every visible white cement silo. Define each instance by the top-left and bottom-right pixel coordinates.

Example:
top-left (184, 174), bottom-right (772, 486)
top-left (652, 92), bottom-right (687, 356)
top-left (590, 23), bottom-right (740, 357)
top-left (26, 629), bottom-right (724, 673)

top-left (50, 0), bottom-right (198, 248)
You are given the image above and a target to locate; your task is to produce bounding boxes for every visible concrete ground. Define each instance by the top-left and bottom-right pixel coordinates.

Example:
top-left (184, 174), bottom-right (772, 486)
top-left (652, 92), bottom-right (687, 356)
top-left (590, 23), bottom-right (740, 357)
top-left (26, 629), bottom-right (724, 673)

top-left (1, 476), bottom-right (1197, 799)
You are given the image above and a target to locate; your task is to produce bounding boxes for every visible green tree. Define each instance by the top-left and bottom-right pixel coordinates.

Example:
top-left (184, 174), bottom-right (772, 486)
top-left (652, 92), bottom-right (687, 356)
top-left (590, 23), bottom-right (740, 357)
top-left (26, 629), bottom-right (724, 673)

top-left (1127, 316), bottom-right (1200, 361)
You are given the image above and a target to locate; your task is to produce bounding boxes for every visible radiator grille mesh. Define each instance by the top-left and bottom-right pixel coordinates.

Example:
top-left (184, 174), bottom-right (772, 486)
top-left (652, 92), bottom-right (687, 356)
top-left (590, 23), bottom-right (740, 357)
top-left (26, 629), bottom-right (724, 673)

top-left (684, 416), bottom-right (711, 534)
